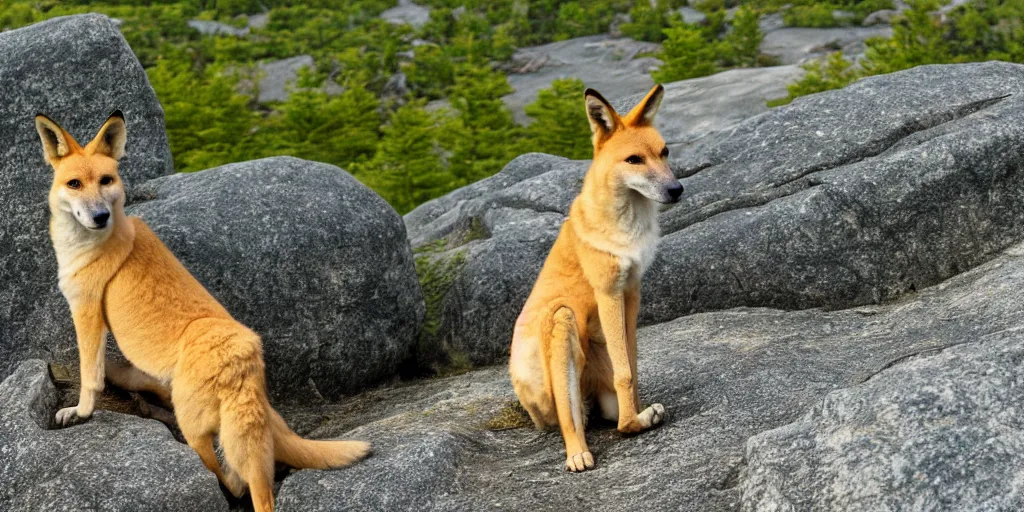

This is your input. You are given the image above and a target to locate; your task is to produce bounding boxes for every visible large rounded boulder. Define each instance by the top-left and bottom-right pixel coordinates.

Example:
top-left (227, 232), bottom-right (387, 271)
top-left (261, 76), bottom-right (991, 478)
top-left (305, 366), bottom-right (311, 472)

top-left (127, 157), bottom-right (424, 401)
top-left (0, 14), bottom-right (173, 382)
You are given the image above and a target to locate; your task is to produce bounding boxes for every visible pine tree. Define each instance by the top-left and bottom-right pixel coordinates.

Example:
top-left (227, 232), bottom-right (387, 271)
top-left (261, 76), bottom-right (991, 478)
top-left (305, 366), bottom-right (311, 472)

top-left (723, 6), bottom-right (762, 67)
top-left (445, 60), bottom-right (521, 187)
top-left (147, 59), bottom-right (255, 173)
top-left (619, 0), bottom-right (675, 43)
top-left (522, 78), bottom-right (591, 160)
top-left (269, 72), bottom-right (381, 168)
top-left (653, 21), bottom-right (719, 82)
top-left (356, 102), bottom-right (452, 214)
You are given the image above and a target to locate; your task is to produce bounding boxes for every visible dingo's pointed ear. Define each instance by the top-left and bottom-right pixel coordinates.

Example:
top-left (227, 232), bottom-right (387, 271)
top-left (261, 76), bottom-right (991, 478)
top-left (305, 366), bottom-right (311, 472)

top-left (87, 110), bottom-right (127, 161)
top-left (625, 84), bottom-right (664, 127)
top-left (35, 114), bottom-right (79, 166)
top-left (585, 88), bottom-right (619, 142)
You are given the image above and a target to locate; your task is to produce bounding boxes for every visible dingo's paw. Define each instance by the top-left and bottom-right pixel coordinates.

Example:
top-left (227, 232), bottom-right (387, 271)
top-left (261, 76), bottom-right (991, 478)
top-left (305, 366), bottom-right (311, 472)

top-left (643, 403), bottom-right (665, 427)
top-left (55, 406), bottom-right (90, 427)
top-left (565, 451), bottom-right (595, 472)
top-left (619, 403), bottom-right (666, 434)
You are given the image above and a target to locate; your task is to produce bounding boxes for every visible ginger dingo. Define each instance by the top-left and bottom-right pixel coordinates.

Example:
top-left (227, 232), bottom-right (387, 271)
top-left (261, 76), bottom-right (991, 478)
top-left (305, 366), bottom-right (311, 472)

top-left (509, 85), bottom-right (681, 472)
top-left (36, 111), bottom-right (370, 511)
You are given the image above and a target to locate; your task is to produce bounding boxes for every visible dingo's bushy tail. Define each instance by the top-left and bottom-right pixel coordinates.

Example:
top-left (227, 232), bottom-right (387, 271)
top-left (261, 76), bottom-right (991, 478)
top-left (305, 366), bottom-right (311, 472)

top-left (270, 408), bottom-right (371, 469)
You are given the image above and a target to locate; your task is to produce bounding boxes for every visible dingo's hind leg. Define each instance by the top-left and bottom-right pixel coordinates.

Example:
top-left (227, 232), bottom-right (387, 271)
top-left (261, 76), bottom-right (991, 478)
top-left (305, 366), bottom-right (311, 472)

top-left (548, 307), bottom-right (593, 472)
top-left (172, 369), bottom-right (246, 497)
top-left (106, 358), bottom-right (171, 404)
top-left (220, 394), bottom-right (274, 512)
top-left (187, 432), bottom-right (246, 498)
top-left (510, 333), bottom-right (557, 429)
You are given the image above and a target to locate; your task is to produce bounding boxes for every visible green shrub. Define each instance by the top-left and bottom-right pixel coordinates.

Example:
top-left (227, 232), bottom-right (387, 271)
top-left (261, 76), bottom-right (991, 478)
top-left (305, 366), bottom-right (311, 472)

top-left (779, 0), bottom-right (895, 27)
top-left (404, 44), bottom-right (457, 100)
top-left (783, 4), bottom-right (843, 28)
top-left (355, 101), bottom-right (452, 214)
top-left (653, 21), bottom-right (720, 82)
top-left (262, 72), bottom-right (381, 169)
top-left (654, 4), bottom-right (765, 83)
top-left (767, 52), bottom-right (858, 106)
top-left (147, 60), bottom-right (255, 173)
top-left (444, 60), bottom-right (522, 188)
top-left (619, 0), bottom-right (677, 43)
top-left (723, 5), bottom-right (763, 67)
top-left (554, 2), bottom-right (609, 41)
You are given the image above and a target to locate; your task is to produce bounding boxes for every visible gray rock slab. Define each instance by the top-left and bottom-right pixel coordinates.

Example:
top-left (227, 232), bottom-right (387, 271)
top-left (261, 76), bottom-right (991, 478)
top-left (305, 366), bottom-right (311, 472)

top-left (187, 19), bottom-right (248, 37)
top-left (633, 65), bottom-right (806, 150)
top-left (277, 238), bottom-right (1024, 510)
top-left (381, 0), bottom-right (431, 28)
top-left (742, 312), bottom-right (1024, 511)
top-left (761, 25), bottom-right (893, 64)
top-left (504, 35), bottom-right (662, 125)
top-left (255, 55), bottom-right (315, 103)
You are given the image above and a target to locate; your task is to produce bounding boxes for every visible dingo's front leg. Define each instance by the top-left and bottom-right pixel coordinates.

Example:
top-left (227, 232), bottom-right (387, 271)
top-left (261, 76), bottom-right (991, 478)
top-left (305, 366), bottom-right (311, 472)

top-left (56, 300), bottom-right (107, 426)
top-left (625, 288), bottom-right (665, 428)
top-left (625, 288), bottom-right (642, 413)
top-left (597, 292), bottom-right (663, 434)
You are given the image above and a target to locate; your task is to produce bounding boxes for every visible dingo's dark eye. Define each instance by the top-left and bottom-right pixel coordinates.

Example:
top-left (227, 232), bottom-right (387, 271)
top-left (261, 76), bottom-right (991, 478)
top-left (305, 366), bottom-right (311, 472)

top-left (99, 176), bottom-right (114, 186)
top-left (626, 155), bottom-right (643, 165)
top-left (67, 179), bottom-right (82, 190)
top-left (660, 147), bottom-right (669, 158)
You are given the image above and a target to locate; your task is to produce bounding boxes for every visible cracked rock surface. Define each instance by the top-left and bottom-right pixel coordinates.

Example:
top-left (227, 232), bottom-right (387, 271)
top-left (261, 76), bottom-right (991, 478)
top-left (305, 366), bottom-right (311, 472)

top-left (742, 328), bottom-right (1024, 511)
top-left (8, 237), bottom-right (1024, 510)
top-left (405, 61), bottom-right (1024, 365)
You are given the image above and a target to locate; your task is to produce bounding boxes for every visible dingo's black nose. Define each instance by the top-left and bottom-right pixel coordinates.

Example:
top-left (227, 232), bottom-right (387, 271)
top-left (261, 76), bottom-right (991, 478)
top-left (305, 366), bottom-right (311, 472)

top-left (93, 211), bottom-right (110, 227)
top-left (666, 183), bottom-right (684, 201)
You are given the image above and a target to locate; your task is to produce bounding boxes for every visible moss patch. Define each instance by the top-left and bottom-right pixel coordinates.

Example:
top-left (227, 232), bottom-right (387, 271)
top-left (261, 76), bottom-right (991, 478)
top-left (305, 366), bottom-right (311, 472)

top-left (436, 350), bottom-right (473, 377)
top-left (415, 249), bottom-right (466, 340)
top-left (485, 401), bottom-right (533, 431)
top-left (406, 246), bottom-right (471, 377)
top-left (461, 216), bottom-right (489, 245)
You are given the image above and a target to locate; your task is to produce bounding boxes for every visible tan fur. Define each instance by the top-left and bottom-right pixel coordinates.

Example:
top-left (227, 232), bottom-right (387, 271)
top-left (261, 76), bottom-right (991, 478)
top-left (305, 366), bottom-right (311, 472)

top-left (509, 85), bottom-right (678, 472)
top-left (36, 113), bottom-right (370, 511)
